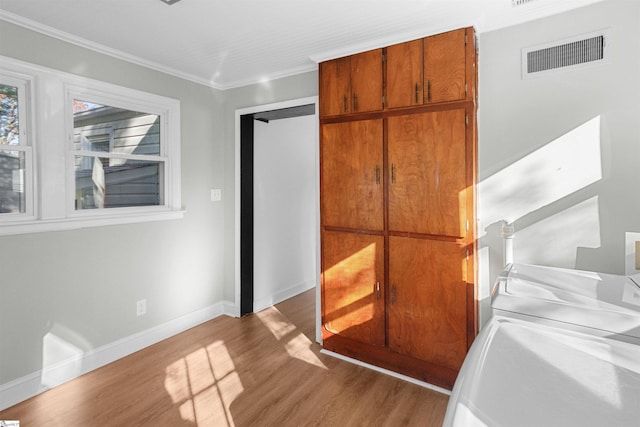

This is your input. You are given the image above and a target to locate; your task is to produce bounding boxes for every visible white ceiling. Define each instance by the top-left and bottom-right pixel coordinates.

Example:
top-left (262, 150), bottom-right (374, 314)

top-left (0, 0), bottom-right (603, 89)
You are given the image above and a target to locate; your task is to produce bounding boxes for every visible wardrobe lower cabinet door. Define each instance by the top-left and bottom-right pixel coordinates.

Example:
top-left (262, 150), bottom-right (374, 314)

top-left (322, 231), bottom-right (385, 347)
top-left (388, 236), bottom-right (467, 371)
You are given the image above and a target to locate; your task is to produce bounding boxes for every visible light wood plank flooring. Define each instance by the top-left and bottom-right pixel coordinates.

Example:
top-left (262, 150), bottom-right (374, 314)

top-left (0, 290), bottom-right (448, 426)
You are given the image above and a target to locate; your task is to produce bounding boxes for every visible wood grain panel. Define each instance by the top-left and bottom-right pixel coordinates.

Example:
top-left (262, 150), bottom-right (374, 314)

top-left (388, 236), bottom-right (467, 372)
top-left (323, 332), bottom-right (459, 390)
top-left (351, 49), bottom-right (383, 114)
top-left (321, 119), bottom-right (383, 231)
top-left (319, 56), bottom-right (351, 117)
top-left (424, 28), bottom-right (466, 104)
top-left (387, 109), bottom-right (467, 237)
top-left (322, 230), bottom-right (385, 346)
top-left (317, 26), bottom-right (477, 390)
top-left (386, 39), bottom-right (423, 109)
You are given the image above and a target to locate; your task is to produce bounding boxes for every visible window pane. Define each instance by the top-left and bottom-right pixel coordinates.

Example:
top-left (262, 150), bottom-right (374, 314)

top-left (0, 150), bottom-right (26, 213)
top-left (82, 130), bottom-right (112, 153)
top-left (1, 84), bottom-right (20, 146)
top-left (73, 99), bottom-right (161, 156)
top-left (75, 156), bottom-right (163, 210)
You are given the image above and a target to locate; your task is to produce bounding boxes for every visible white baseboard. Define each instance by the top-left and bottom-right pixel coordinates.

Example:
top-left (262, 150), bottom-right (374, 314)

top-left (0, 300), bottom-right (235, 411)
top-left (223, 300), bottom-right (238, 317)
top-left (320, 349), bottom-right (452, 396)
top-left (253, 280), bottom-right (315, 313)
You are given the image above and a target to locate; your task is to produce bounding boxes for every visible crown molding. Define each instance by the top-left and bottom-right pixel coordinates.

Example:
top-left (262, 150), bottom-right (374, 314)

top-left (309, 23), bottom-right (466, 64)
top-left (218, 62), bottom-right (318, 90)
top-left (0, 9), bottom-right (223, 90)
top-left (0, 9), bottom-right (318, 90)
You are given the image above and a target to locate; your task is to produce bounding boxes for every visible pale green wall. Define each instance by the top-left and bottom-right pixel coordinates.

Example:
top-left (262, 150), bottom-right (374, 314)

top-left (477, 0), bottom-right (640, 324)
top-left (0, 20), bottom-right (226, 383)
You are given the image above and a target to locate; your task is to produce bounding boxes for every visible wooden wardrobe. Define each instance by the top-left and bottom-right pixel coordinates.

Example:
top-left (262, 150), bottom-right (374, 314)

top-left (319, 27), bottom-right (477, 390)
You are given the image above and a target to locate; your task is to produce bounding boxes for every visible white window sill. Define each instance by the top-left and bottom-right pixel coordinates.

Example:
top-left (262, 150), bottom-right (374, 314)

top-left (0, 209), bottom-right (185, 236)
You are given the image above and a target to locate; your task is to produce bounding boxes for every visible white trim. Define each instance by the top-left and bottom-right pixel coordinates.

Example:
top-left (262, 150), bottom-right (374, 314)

top-left (222, 301), bottom-right (237, 317)
top-left (0, 70), bottom-right (36, 220)
top-left (71, 150), bottom-right (165, 163)
top-left (309, 25), bottom-right (464, 64)
top-left (0, 299), bottom-right (234, 411)
top-left (0, 209), bottom-right (185, 236)
top-left (63, 80), bottom-right (181, 217)
top-left (0, 55), bottom-right (182, 235)
top-left (234, 96), bottom-right (321, 346)
top-left (253, 280), bottom-right (316, 313)
top-left (215, 63), bottom-right (318, 91)
top-left (320, 350), bottom-right (452, 396)
top-left (0, 10), bottom-right (316, 90)
top-left (0, 10), bottom-right (221, 90)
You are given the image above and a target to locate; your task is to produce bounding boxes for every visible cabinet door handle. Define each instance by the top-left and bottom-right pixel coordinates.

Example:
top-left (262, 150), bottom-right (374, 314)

top-left (375, 282), bottom-right (381, 300)
top-left (427, 80), bottom-right (431, 102)
top-left (391, 285), bottom-right (396, 304)
top-left (415, 83), bottom-right (419, 104)
top-left (353, 94), bottom-right (358, 111)
top-left (343, 96), bottom-right (347, 113)
top-left (375, 165), bottom-right (380, 184)
top-left (391, 163), bottom-right (396, 183)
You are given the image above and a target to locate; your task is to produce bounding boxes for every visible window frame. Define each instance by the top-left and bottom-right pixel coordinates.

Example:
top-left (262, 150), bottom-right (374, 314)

top-left (65, 84), bottom-right (173, 217)
top-left (0, 70), bottom-right (36, 222)
top-left (0, 56), bottom-right (183, 236)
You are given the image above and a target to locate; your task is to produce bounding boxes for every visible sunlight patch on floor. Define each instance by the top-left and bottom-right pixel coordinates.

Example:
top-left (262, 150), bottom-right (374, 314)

top-left (164, 340), bottom-right (244, 426)
top-left (257, 307), bottom-right (327, 370)
top-left (255, 308), bottom-right (296, 340)
top-left (285, 332), bottom-right (327, 369)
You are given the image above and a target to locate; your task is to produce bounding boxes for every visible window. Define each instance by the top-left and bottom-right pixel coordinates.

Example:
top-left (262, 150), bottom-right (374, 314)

top-left (0, 56), bottom-right (182, 235)
top-left (0, 73), bottom-right (33, 219)
top-left (71, 98), bottom-right (164, 210)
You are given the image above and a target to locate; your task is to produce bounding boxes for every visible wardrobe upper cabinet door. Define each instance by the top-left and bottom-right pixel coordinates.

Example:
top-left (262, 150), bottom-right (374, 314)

top-left (321, 119), bottom-right (384, 231)
top-left (386, 39), bottom-right (423, 109)
top-left (388, 236), bottom-right (467, 372)
top-left (387, 109), bottom-right (467, 237)
top-left (350, 49), bottom-right (383, 114)
top-left (322, 231), bottom-right (385, 347)
top-left (319, 49), bottom-right (383, 117)
top-left (320, 57), bottom-right (352, 117)
top-left (424, 28), bottom-right (467, 104)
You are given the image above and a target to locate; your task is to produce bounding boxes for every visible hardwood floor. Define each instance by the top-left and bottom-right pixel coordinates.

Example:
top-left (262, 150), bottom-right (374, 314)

top-left (0, 290), bottom-right (449, 426)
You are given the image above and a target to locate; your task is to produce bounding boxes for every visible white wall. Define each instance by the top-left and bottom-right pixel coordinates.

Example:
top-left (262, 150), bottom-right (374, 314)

top-left (222, 74), bottom-right (318, 304)
top-left (477, 0), bottom-right (640, 325)
top-left (253, 115), bottom-right (317, 311)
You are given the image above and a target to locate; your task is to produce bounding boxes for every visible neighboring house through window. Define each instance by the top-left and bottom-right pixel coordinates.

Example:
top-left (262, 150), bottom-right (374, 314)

top-left (71, 97), bottom-right (163, 211)
top-left (0, 56), bottom-right (182, 235)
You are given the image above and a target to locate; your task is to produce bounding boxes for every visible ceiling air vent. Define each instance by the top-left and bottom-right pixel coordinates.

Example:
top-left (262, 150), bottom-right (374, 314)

top-left (522, 30), bottom-right (609, 78)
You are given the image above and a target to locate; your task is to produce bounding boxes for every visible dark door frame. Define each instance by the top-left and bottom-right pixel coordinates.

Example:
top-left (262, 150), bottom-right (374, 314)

top-left (235, 98), bottom-right (319, 319)
top-left (239, 114), bottom-right (255, 316)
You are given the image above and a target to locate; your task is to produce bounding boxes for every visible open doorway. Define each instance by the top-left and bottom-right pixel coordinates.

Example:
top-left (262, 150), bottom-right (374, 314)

top-left (234, 97), bottom-right (321, 342)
